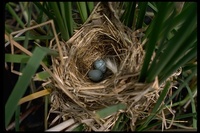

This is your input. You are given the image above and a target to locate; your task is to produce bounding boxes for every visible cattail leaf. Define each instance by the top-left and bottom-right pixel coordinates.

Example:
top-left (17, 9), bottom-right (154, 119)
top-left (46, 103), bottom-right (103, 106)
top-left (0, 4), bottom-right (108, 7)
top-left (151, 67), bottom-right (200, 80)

top-left (6, 3), bottom-right (25, 28)
top-left (5, 54), bottom-right (30, 63)
top-left (5, 46), bottom-right (57, 127)
top-left (95, 103), bottom-right (126, 119)
top-left (34, 71), bottom-right (51, 81)
top-left (76, 2), bottom-right (88, 23)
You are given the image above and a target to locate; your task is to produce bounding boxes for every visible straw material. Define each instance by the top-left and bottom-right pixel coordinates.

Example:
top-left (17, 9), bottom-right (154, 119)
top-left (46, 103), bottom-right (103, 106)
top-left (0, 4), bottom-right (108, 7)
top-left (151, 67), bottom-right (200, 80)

top-left (47, 2), bottom-right (173, 131)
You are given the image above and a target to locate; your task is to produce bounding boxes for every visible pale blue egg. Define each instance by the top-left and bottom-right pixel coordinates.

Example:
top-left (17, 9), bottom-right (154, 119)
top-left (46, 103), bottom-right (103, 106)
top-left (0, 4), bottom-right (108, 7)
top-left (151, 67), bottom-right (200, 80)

top-left (88, 69), bottom-right (103, 82)
top-left (94, 59), bottom-right (106, 73)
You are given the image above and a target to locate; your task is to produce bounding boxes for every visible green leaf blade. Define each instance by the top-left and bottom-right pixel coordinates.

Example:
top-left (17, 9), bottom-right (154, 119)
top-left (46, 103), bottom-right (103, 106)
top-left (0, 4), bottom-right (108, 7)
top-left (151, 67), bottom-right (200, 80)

top-left (5, 46), bottom-right (55, 128)
top-left (146, 3), bottom-right (196, 83)
top-left (76, 2), bottom-right (88, 23)
top-left (136, 2), bottom-right (148, 30)
top-left (49, 2), bottom-right (69, 40)
top-left (95, 103), bottom-right (126, 119)
top-left (5, 54), bottom-right (30, 63)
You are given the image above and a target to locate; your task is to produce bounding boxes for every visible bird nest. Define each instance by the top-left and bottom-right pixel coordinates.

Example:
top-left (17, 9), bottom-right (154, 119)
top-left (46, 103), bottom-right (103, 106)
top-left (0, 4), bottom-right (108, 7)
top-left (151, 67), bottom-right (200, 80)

top-left (47, 2), bottom-right (163, 131)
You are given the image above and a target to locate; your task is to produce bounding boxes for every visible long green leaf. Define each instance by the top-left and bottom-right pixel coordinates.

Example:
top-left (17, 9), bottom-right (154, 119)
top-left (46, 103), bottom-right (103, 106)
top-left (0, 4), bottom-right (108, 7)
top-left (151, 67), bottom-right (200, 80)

top-left (44, 95), bottom-right (49, 130)
top-left (147, 2), bottom-right (158, 13)
top-left (15, 106), bottom-right (20, 131)
top-left (5, 24), bottom-right (13, 34)
top-left (185, 84), bottom-right (197, 128)
top-left (6, 3), bottom-right (25, 28)
top-left (120, 2), bottom-right (136, 28)
top-left (21, 2), bottom-right (32, 72)
top-left (164, 67), bottom-right (196, 106)
top-left (146, 9), bottom-right (176, 73)
top-left (111, 113), bottom-right (125, 131)
top-left (156, 27), bottom-right (196, 83)
top-left (59, 2), bottom-right (70, 37)
top-left (62, 2), bottom-right (74, 36)
top-left (162, 28), bottom-right (196, 68)
top-left (86, 2), bottom-right (94, 13)
top-left (19, 5), bottom-right (31, 71)
top-left (144, 2), bottom-right (175, 43)
top-left (136, 2), bottom-right (148, 30)
top-left (145, 3), bottom-right (196, 83)
top-left (112, 113), bottom-right (129, 131)
top-left (159, 42), bottom-right (197, 83)
top-left (72, 123), bottom-right (85, 131)
top-left (175, 113), bottom-right (197, 120)
top-left (76, 2), bottom-right (88, 23)
top-left (166, 3), bottom-right (193, 35)
top-left (139, 2), bottom-right (170, 82)
top-left (153, 2), bottom-right (194, 58)
top-left (143, 2), bottom-right (158, 39)
top-left (13, 35), bottom-right (53, 41)
top-left (34, 71), bottom-right (51, 81)
top-left (140, 121), bottom-right (161, 131)
top-left (151, 3), bottom-right (175, 51)
top-left (5, 54), bottom-right (30, 63)
top-left (145, 3), bottom-right (196, 84)
top-left (33, 2), bottom-right (55, 20)
top-left (49, 2), bottom-right (69, 40)
top-left (5, 46), bottom-right (57, 128)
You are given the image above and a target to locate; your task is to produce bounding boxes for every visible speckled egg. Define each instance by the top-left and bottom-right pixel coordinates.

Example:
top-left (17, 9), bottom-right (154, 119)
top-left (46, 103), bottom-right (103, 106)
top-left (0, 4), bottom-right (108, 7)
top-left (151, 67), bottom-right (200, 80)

top-left (93, 59), bottom-right (106, 73)
top-left (88, 69), bottom-right (103, 82)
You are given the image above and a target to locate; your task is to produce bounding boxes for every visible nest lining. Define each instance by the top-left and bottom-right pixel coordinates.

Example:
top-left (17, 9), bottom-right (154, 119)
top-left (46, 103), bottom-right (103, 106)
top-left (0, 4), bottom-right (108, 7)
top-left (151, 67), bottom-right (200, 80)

top-left (47, 2), bottom-right (164, 130)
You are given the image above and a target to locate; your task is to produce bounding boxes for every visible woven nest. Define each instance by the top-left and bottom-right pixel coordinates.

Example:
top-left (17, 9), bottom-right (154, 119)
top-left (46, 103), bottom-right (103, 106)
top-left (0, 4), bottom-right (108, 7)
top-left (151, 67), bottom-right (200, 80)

top-left (48, 2), bottom-right (163, 131)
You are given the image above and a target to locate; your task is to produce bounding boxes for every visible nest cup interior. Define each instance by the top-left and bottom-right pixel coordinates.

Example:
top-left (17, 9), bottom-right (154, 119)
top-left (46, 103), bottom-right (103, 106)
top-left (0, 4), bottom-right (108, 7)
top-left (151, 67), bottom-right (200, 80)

top-left (75, 30), bottom-right (123, 82)
top-left (64, 14), bottom-right (144, 85)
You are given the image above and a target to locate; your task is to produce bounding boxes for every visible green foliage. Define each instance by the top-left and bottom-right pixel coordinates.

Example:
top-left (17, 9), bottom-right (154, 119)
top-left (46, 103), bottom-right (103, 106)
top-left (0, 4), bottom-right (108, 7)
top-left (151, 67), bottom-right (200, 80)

top-left (5, 47), bottom-right (58, 127)
top-left (5, 54), bottom-right (30, 63)
top-left (5, 3), bottom-right (25, 28)
top-left (139, 2), bottom-right (197, 84)
top-left (111, 113), bottom-right (129, 131)
top-left (120, 2), bottom-right (136, 29)
top-left (48, 2), bottom-right (70, 40)
top-left (136, 2), bottom-right (148, 30)
top-left (72, 123), bottom-right (85, 131)
top-left (76, 2), bottom-right (88, 23)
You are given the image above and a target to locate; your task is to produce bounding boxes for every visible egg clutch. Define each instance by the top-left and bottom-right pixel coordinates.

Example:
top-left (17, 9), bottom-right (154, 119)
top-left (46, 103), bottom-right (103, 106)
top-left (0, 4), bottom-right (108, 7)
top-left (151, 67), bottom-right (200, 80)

top-left (88, 59), bottom-right (106, 82)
